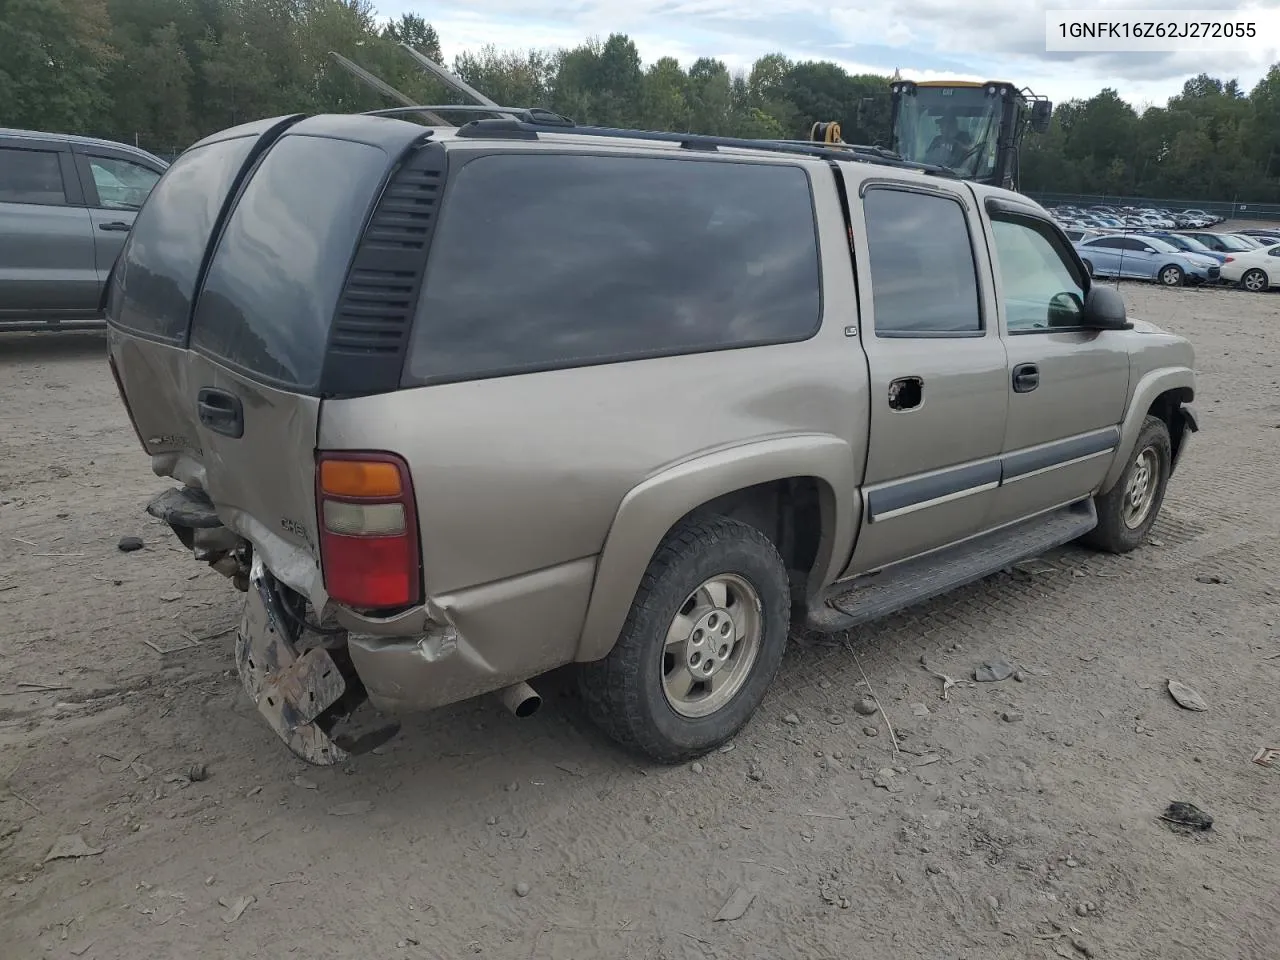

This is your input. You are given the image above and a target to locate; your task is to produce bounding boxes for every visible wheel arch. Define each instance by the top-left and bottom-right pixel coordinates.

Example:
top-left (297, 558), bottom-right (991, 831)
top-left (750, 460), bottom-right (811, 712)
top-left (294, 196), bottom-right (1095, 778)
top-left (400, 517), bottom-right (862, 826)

top-left (1100, 369), bottom-right (1195, 494)
top-left (574, 434), bottom-right (858, 662)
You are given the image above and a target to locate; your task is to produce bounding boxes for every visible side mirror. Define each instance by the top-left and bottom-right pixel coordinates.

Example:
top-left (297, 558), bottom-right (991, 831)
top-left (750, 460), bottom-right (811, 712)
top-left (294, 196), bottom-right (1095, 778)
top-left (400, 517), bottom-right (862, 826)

top-left (1142, 247), bottom-right (1155, 254)
top-left (1082, 284), bottom-right (1130, 330)
top-left (1030, 100), bottom-right (1053, 133)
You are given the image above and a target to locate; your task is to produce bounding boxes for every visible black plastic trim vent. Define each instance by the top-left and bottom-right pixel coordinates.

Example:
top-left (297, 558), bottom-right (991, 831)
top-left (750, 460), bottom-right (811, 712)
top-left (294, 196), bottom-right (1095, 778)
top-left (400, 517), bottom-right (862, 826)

top-left (320, 141), bottom-right (447, 396)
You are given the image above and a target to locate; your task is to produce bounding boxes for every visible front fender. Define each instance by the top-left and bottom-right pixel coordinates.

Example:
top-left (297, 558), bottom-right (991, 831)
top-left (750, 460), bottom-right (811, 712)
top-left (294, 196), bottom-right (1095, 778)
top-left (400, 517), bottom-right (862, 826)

top-left (574, 434), bottom-right (858, 662)
top-left (1100, 366), bottom-right (1195, 493)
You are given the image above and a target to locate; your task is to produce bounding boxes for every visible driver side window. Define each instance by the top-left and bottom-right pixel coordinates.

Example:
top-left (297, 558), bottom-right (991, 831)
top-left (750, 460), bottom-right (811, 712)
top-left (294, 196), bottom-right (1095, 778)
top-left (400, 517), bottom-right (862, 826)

top-left (990, 217), bottom-right (1087, 333)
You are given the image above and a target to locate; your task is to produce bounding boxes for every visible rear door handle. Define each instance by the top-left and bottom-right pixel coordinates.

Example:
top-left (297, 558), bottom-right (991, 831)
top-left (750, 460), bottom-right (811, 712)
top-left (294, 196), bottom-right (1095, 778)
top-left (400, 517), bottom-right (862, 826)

top-left (197, 388), bottom-right (244, 439)
top-left (98, 221), bottom-right (131, 232)
top-left (1012, 363), bottom-right (1039, 393)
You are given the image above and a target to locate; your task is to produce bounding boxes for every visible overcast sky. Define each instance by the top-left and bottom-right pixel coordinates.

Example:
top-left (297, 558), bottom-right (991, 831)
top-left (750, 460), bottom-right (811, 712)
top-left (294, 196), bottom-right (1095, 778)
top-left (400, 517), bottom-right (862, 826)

top-left (380, 0), bottom-right (1280, 109)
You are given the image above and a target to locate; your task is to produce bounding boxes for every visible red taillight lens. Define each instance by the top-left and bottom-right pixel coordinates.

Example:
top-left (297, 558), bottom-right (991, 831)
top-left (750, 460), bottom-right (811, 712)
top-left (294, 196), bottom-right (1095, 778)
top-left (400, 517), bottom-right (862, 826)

top-left (107, 353), bottom-right (149, 454)
top-left (316, 451), bottom-right (421, 609)
top-left (1223, 256), bottom-right (1234, 263)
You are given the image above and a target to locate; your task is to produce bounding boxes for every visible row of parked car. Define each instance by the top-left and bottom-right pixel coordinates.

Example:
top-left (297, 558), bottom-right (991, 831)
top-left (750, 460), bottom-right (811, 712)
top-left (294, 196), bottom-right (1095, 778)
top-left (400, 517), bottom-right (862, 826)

top-left (1055, 221), bottom-right (1280, 293)
top-left (1050, 203), bottom-right (1225, 232)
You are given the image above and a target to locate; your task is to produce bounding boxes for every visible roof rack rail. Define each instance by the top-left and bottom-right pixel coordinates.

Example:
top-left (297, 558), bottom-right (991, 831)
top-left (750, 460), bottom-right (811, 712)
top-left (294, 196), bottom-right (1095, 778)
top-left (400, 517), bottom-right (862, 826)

top-left (446, 116), bottom-right (956, 176)
top-left (361, 105), bottom-right (574, 125)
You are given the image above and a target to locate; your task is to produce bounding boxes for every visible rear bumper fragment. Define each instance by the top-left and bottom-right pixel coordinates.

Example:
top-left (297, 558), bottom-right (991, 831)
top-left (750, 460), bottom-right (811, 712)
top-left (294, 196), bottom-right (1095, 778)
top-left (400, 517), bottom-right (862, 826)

top-left (235, 556), bottom-right (351, 765)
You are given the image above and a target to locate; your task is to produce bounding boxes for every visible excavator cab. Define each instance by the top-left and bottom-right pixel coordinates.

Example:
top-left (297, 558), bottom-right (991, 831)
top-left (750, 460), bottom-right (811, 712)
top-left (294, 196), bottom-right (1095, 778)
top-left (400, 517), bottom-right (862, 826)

top-left (885, 80), bottom-right (1051, 191)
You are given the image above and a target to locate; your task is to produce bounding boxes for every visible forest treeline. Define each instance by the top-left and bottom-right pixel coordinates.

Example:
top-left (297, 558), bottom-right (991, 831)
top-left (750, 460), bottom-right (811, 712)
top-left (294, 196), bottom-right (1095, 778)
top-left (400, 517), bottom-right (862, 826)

top-left (4, 0), bottom-right (1280, 201)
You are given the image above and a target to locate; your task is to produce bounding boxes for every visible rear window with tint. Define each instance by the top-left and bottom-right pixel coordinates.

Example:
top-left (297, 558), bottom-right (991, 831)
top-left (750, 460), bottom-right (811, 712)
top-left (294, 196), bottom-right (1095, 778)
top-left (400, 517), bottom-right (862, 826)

top-left (106, 136), bottom-right (254, 343)
top-left (190, 135), bottom-right (389, 390)
top-left (403, 153), bottom-right (822, 385)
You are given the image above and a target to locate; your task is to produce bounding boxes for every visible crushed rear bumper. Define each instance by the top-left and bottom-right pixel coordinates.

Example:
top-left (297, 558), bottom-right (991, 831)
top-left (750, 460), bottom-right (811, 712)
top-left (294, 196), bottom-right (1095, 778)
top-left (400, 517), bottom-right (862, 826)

top-left (234, 556), bottom-right (355, 765)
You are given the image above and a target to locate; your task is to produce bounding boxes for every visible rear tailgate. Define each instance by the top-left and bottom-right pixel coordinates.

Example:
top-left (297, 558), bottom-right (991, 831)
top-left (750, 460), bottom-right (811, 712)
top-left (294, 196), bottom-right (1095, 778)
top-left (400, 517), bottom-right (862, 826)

top-left (107, 114), bottom-right (434, 607)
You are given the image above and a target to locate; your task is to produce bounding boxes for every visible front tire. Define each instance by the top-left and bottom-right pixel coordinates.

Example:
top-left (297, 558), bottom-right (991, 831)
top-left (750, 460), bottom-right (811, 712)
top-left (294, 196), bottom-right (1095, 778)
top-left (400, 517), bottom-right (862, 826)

top-left (1241, 268), bottom-right (1269, 292)
top-left (579, 515), bottom-right (790, 763)
top-left (1158, 264), bottom-right (1185, 286)
top-left (1082, 415), bottom-right (1172, 554)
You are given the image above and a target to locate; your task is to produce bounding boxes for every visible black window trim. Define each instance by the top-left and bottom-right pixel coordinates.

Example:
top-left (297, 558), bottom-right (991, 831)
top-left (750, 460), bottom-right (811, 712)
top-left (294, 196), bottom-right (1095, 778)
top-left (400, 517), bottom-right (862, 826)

top-left (0, 142), bottom-right (77, 208)
top-left (983, 204), bottom-right (1093, 338)
top-left (399, 149), bottom-right (827, 389)
top-left (859, 180), bottom-right (987, 340)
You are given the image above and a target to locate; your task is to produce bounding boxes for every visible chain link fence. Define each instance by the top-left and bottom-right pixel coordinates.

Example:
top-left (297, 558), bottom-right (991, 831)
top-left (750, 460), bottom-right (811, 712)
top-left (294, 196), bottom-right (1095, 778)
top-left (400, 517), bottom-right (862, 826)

top-left (1026, 191), bottom-right (1280, 222)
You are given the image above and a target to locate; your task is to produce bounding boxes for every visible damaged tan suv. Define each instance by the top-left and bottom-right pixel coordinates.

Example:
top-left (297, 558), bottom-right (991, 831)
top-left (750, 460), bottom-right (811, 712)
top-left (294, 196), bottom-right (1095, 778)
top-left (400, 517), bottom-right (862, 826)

top-left (107, 107), bottom-right (1198, 766)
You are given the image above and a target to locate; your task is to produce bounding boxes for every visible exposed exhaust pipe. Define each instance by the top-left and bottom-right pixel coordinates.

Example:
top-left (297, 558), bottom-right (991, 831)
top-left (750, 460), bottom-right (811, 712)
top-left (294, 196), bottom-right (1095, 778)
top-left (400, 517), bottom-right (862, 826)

top-left (498, 681), bottom-right (542, 718)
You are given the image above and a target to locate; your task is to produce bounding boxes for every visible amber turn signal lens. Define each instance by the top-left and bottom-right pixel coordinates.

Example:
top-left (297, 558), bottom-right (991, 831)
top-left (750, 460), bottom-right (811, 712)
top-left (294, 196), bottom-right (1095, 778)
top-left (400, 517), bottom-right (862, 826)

top-left (319, 459), bottom-right (403, 498)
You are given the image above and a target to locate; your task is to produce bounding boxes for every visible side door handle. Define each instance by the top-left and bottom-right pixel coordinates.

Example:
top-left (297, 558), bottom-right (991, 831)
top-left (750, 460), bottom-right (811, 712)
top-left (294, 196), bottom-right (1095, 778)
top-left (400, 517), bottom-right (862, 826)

top-left (196, 388), bottom-right (244, 439)
top-left (98, 221), bottom-right (132, 232)
top-left (1012, 363), bottom-right (1039, 393)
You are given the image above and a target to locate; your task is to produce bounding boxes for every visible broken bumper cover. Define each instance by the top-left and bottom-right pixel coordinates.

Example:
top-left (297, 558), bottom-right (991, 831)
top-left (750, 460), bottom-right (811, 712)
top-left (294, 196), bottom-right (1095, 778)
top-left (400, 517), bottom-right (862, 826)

top-left (235, 556), bottom-right (350, 765)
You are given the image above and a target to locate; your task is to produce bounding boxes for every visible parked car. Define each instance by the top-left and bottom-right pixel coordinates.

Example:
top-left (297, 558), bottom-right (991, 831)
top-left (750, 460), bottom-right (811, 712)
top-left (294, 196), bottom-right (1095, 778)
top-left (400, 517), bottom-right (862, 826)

top-left (1177, 231), bottom-right (1258, 255)
top-left (1073, 233), bottom-right (1221, 286)
top-left (1141, 231), bottom-right (1229, 264)
top-left (1219, 245), bottom-right (1280, 291)
top-left (0, 127), bottom-right (167, 332)
top-left (107, 111), bottom-right (1199, 766)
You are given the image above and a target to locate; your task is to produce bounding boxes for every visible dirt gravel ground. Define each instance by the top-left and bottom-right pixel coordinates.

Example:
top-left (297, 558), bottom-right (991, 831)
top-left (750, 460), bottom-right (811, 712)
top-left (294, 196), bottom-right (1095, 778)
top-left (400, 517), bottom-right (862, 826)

top-left (2, 281), bottom-right (1279, 960)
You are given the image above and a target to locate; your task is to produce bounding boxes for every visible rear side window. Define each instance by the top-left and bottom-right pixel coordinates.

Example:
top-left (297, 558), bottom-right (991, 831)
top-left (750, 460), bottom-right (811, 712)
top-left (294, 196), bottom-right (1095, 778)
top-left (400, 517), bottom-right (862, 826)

top-left (191, 135), bottom-right (389, 390)
top-left (862, 186), bottom-right (981, 337)
top-left (403, 153), bottom-right (821, 385)
top-left (106, 136), bottom-right (255, 342)
top-left (0, 147), bottom-right (66, 205)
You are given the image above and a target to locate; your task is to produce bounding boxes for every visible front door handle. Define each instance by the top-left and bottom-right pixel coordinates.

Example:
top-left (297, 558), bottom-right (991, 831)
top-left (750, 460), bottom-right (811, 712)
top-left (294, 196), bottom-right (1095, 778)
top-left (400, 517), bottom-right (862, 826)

top-left (196, 388), bottom-right (244, 439)
top-left (98, 221), bottom-right (131, 232)
top-left (1012, 363), bottom-right (1039, 393)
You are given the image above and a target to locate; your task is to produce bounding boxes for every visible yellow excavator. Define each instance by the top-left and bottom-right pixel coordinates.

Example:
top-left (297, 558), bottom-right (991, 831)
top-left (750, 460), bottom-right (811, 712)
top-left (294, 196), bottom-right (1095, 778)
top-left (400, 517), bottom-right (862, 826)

top-left (812, 79), bottom-right (1053, 192)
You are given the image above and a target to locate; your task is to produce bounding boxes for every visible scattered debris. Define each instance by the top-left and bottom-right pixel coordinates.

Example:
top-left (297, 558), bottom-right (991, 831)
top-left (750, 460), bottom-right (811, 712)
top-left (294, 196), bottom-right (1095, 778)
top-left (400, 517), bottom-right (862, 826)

top-left (863, 725), bottom-right (879, 737)
top-left (117, 536), bottom-right (145, 552)
top-left (328, 800), bottom-right (373, 817)
top-left (187, 763), bottom-right (209, 783)
top-left (1159, 801), bottom-right (1213, 832)
top-left (920, 656), bottom-right (975, 700)
top-left (853, 697), bottom-right (878, 716)
top-left (845, 640), bottom-right (900, 755)
top-left (219, 895), bottom-right (255, 923)
top-left (1001, 711), bottom-right (1024, 723)
top-left (1251, 746), bottom-right (1280, 767)
top-left (910, 703), bottom-right (930, 718)
top-left (714, 885), bottom-right (756, 921)
top-left (514, 880), bottom-right (531, 898)
top-left (782, 712), bottom-right (800, 725)
top-left (912, 753), bottom-right (941, 767)
top-left (826, 713), bottom-right (845, 725)
top-left (873, 768), bottom-right (904, 793)
top-left (44, 835), bottom-right (104, 863)
top-left (554, 761), bottom-right (588, 778)
top-left (293, 776), bottom-right (318, 791)
top-left (747, 765), bottom-right (763, 782)
top-left (690, 762), bottom-right (704, 774)
top-left (16, 681), bottom-right (70, 692)
top-left (1195, 573), bottom-right (1229, 585)
top-left (974, 659), bottom-right (1014, 683)
top-left (1167, 680), bottom-right (1209, 712)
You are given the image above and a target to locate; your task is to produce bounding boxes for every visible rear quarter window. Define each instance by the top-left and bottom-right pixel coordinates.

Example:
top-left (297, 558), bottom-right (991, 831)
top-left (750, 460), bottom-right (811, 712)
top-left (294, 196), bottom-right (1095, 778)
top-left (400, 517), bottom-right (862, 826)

top-left (190, 135), bottom-right (389, 390)
top-left (106, 136), bottom-right (255, 342)
top-left (403, 152), bottom-right (822, 385)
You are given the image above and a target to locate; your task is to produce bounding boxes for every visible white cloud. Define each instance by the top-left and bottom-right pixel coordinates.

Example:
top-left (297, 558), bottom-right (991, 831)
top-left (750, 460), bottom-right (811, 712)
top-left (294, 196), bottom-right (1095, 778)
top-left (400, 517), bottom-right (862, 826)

top-left (380, 0), bottom-right (1280, 107)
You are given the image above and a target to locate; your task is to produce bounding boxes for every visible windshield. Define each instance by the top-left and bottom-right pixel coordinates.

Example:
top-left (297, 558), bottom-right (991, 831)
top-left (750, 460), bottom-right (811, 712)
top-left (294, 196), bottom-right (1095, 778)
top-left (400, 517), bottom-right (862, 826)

top-left (893, 86), bottom-right (1003, 180)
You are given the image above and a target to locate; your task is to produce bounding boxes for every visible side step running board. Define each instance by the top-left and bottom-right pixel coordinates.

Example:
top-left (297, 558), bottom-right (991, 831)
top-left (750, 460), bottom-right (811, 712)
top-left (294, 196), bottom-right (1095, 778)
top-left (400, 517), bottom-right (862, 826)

top-left (805, 500), bottom-right (1098, 634)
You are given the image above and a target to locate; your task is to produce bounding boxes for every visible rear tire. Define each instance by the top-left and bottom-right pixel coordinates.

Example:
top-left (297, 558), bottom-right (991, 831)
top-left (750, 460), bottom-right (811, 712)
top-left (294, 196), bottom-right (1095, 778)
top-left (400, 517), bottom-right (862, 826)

top-left (1158, 264), bottom-right (1185, 286)
top-left (1082, 415), bottom-right (1171, 554)
top-left (1241, 268), bottom-right (1269, 292)
top-left (578, 515), bottom-right (790, 763)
